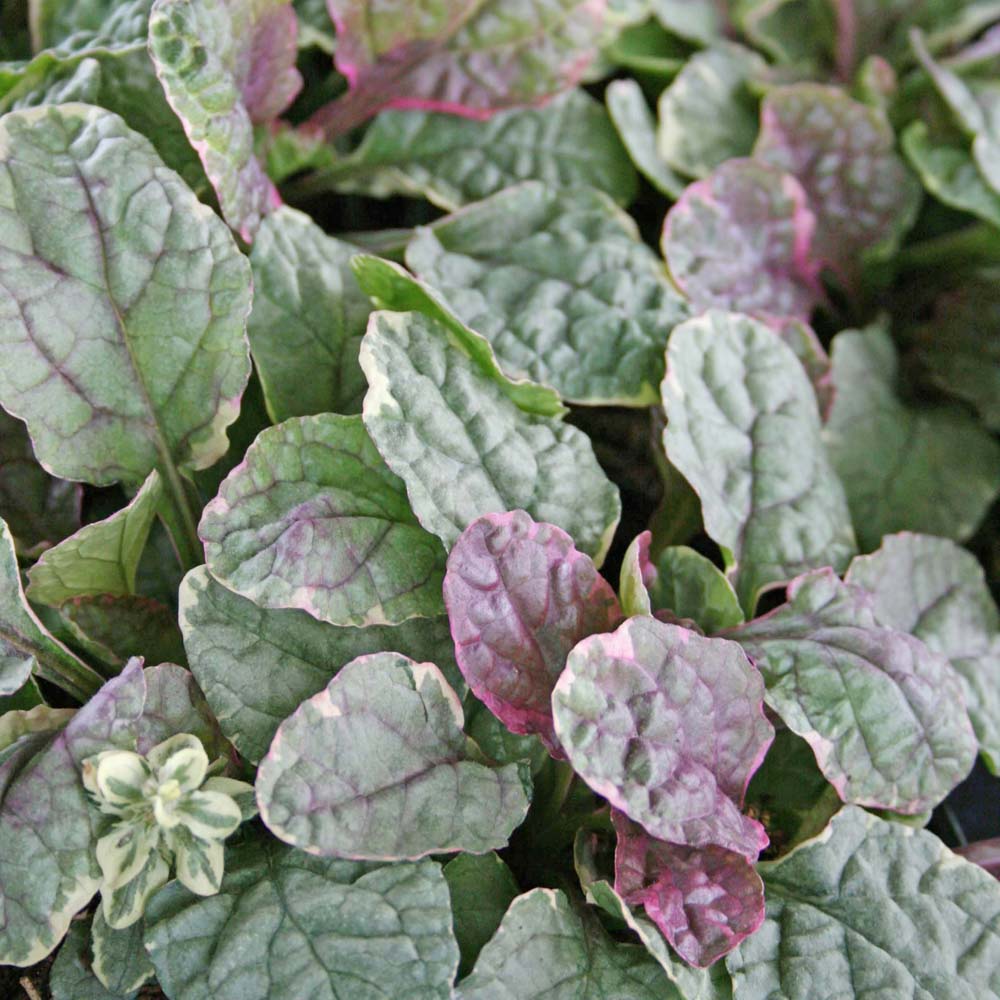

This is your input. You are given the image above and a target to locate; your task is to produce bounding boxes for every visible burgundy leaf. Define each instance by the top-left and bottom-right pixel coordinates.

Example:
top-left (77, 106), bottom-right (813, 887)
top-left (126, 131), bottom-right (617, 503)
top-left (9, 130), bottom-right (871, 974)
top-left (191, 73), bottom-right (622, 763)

top-left (443, 510), bottom-right (620, 755)
top-left (613, 809), bottom-right (766, 968)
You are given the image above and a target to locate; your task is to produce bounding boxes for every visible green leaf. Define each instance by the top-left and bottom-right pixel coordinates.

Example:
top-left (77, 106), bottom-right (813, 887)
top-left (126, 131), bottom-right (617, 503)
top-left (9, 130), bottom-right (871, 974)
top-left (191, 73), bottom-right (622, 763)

top-left (1, 518), bottom-right (101, 702)
top-left (661, 311), bottom-right (856, 613)
top-left (49, 917), bottom-right (136, 1000)
top-left (456, 888), bottom-right (674, 999)
top-left (824, 324), bottom-right (1000, 548)
top-left (902, 121), bottom-right (1000, 228)
top-left (149, 0), bottom-right (301, 241)
top-left (652, 0), bottom-right (727, 45)
top-left (0, 702), bottom-right (74, 755)
top-left (727, 806), bottom-right (1000, 999)
top-left (652, 546), bottom-right (745, 632)
top-left (91, 907), bottom-right (153, 995)
top-left (248, 207), bottom-right (370, 422)
top-left (0, 104), bottom-right (252, 496)
top-left (60, 594), bottom-right (188, 671)
top-left (137, 661), bottom-right (225, 758)
top-left (30, 0), bottom-right (117, 47)
top-left (444, 852), bottom-right (519, 977)
top-left (656, 44), bottom-right (766, 178)
top-left (0, 661), bottom-right (146, 965)
top-left (605, 79), bottom-right (685, 199)
top-left (405, 182), bottom-right (691, 405)
top-left (26, 471), bottom-right (162, 609)
top-left (847, 533), bottom-right (1000, 774)
top-left (199, 413), bottom-right (447, 627)
top-left (144, 835), bottom-right (459, 999)
top-left (327, 90), bottom-right (638, 210)
top-left (361, 309), bottom-right (620, 561)
top-left (351, 254), bottom-right (565, 417)
top-left (618, 531), bottom-right (654, 617)
top-left (179, 565), bottom-right (461, 763)
top-left (256, 652), bottom-right (531, 860)
top-left (0, 408), bottom-right (80, 559)
top-left (728, 569), bottom-right (977, 814)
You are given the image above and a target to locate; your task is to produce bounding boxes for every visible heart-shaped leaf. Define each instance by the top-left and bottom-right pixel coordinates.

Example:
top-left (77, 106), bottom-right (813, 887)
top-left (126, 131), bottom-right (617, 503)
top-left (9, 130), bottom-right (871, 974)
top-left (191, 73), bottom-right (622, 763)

top-left (0, 104), bottom-right (252, 490)
top-left (256, 652), bottom-right (531, 860)
top-left (552, 616), bottom-right (773, 858)
top-left (727, 568), bottom-right (977, 813)
top-left (199, 413), bottom-right (447, 627)
top-left (662, 160), bottom-right (822, 323)
top-left (443, 511), bottom-right (621, 754)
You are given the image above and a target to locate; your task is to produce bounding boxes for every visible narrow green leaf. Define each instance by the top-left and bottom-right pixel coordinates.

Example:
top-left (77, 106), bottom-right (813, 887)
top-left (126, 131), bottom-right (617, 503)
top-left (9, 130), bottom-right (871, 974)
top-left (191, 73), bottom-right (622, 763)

top-left (48, 917), bottom-right (136, 1000)
top-left (653, 546), bottom-right (745, 632)
top-left (199, 414), bottom-right (447, 627)
top-left (91, 908), bottom-right (153, 995)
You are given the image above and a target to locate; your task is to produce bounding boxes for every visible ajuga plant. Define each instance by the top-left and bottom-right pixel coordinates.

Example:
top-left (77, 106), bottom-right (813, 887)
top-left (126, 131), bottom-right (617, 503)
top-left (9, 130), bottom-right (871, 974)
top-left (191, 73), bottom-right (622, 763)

top-left (3, 1), bottom-right (1000, 998)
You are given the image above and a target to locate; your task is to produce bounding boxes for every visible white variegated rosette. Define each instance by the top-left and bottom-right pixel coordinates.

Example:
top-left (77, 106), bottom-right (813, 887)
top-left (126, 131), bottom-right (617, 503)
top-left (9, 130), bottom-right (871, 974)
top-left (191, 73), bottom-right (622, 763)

top-left (82, 733), bottom-right (254, 928)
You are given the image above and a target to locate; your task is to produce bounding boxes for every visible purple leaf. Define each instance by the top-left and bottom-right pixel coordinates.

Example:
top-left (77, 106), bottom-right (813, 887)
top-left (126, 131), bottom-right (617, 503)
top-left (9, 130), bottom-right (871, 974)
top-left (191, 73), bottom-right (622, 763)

top-left (662, 159), bottom-right (823, 324)
top-left (237, 3), bottom-right (302, 124)
top-left (309, 0), bottom-right (608, 136)
top-left (551, 616), bottom-right (773, 858)
top-left (753, 84), bottom-right (920, 292)
top-left (444, 511), bottom-right (620, 755)
top-left (613, 810), bottom-right (765, 968)
top-left (956, 837), bottom-right (1000, 880)
top-left (726, 569), bottom-right (977, 814)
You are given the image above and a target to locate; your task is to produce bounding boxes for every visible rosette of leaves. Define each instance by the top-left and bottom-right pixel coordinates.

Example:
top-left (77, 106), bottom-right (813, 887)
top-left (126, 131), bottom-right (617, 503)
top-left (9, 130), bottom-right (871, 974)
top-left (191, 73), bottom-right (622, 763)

top-left (82, 732), bottom-right (253, 927)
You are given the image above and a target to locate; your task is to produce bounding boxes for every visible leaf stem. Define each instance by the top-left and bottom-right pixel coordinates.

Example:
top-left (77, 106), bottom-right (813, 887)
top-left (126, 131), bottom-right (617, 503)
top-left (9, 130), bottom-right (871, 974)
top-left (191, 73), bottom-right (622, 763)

top-left (156, 462), bottom-right (203, 572)
top-left (896, 223), bottom-right (1000, 270)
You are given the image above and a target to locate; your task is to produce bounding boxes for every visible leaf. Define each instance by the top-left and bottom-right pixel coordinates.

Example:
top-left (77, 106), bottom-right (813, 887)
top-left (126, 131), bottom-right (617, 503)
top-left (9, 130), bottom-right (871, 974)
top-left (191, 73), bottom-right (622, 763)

top-left (60, 594), bottom-right (188, 671)
top-left (0, 409), bottom-right (81, 558)
top-left (651, 547), bottom-right (745, 633)
top-left (824, 324), bottom-right (1000, 548)
top-left (328, 89), bottom-right (638, 210)
top-left (727, 568), bottom-right (978, 814)
top-left (179, 565), bottom-right (461, 763)
top-left (91, 907), bottom-right (153, 995)
top-left (360, 309), bottom-right (621, 560)
top-left (1, 519), bottom-right (101, 702)
top-left (652, 0), bottom-right (728, 44)
top-left (406, 182), bottom-right (691, 405)
top-left (0, 103), bottom-right (252, 488)
top-left (463, 693), bottom-right (551, 775)
top-left (149, 0), bottom-right (302, 240)
top-left (324, 0), bottom-right (607, 120)
top-left (726, 806), bottom-right (1000, 999)
top-left (144, 835), bottom-right (459, 1000)
top-left (619, 530), bottom-right (655, 618)
top-left (0, 660), bottom-right (146, 965)
top-left (902, 121), bottom-right (1000, 228)
top-left (753, 83), bottom-right (921, 289)
top-left (612, 810), bottom-right (766, 968)
top-left (137, 661), bottom-right (225, 757)
top-left (846, 533), bottom-right (1000, 773)
top-left (248, 207), bottom-right (370, 422)
top-left (0, 703), bottom-right (75, 754)
top-left (48, 917), bottom-right (135, 1000)
top-left (26, 471), bottom-right (162, 609)
top-left (657, 44), bottom-right (767, 178)
top-left (661, 311), bottom-right (856, 613)
top-left (661, 159), bottom-right (823, 323)
top-left (444, 851), bottom-right (520, 976)
top-left (351, 253), bottom-right (566, 418)
top-left (30, 0), bottom-right (118, 48)
top-left (256, 652), bottom-right (531, 860)
top-left (552, 616), bottom-right (773, 858)
top-left (605, 79), bottom-right (685, 199)
top-left (199, 413), bottom-right (447, 627)
top-left (443, 511), bottom-right (621, 754)
top-left (456, 887), bottom-right (674, 999)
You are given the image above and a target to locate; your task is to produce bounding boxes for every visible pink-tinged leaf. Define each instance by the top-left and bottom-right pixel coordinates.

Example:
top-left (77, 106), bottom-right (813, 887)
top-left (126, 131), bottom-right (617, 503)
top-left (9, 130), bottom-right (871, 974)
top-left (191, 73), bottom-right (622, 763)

top-left (552, 616), bottom-right (773, 858)
top-left (311, 0), bottom-right (608, 136)
top-left (613, 810), bottom-right (765, 968)
top-left (150, 0), bottom-right (302, 241)
top-left (444, 511), bottom-right (620, 755)
top-left (662, 159), bottom-right (823, 325)
top-left (956, 837), bottom-right (1000, 880)
top-left (618, 531), bottom-right (655, 617)
top-left (753, 83), bottom-right (920, 292)
top-left (726, 569), bottom-right (977, 814)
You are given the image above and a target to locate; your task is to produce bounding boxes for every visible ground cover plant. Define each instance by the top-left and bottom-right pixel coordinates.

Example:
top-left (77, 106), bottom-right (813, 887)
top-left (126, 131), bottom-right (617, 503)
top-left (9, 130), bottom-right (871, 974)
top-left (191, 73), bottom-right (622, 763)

top-left (2, 0), bottom-right (1000, 996)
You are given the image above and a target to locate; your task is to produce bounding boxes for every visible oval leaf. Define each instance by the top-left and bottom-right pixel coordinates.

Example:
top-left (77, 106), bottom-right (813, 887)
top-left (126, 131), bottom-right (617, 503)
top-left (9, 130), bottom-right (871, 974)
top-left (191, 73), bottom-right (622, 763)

top-left (552, 616), bottom-right (774, 858)
top-left (0, 103), bottom-right (252, 487)
top-left (199, 413), bottom-right (447, 627)
top-left (661, 311), bottom-right (856, 613)
top-left (727, 568), bottom-right (977, 813)
top-left (256, 652), bottom-right (531, 860)
top-left (443, 511), bottom-right (621, 754)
